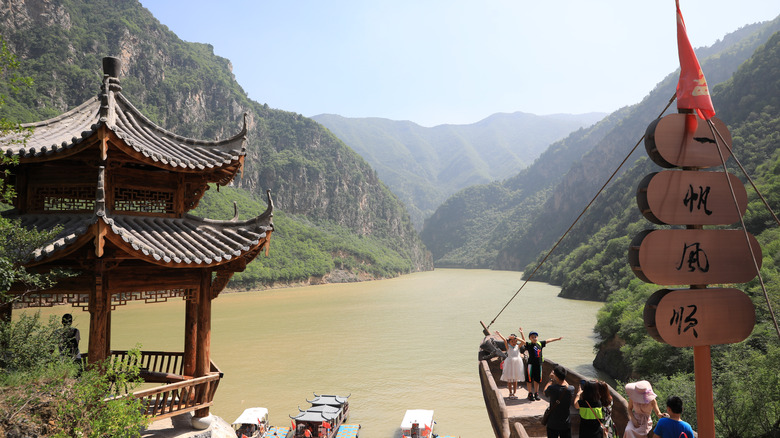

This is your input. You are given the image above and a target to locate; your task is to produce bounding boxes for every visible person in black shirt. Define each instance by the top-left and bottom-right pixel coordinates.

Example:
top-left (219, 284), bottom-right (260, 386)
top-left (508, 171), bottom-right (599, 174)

top-left (524, 330), bottom-right (563, 400)
top-left (59, 313), bottom-right (82, 375)
top-left (543, 365), bottom-right (574, 438)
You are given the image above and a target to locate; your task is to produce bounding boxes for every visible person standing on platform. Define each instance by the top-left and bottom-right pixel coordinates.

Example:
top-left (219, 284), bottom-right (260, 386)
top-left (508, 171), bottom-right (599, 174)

top-left (524, 330), bottom-right (562, 401)
top-left (495, 330), bottom-right (526, 399)
top-left (574, 380), bottom-right (605, 438)
top-left (623, 380), bottom-right (667, 438)
top-left (543, 365), bottom-right (575, 438)
top-left (653, 396), bottom-right (696, 438)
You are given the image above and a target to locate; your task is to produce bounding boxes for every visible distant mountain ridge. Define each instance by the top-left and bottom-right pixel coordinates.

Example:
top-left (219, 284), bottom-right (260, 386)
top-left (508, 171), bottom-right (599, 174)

top-left (312, 111), bottom-right (605, 228)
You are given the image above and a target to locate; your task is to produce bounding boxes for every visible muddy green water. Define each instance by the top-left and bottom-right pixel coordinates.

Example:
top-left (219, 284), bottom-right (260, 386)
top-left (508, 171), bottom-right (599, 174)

top-left (26, 269), bottom-right (603, 438)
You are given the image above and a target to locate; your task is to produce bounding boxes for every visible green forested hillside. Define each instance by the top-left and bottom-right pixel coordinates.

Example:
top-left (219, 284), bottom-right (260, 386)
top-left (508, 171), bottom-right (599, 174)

top-left (191, 187), bottom-right (416, 286)
top-left (0, 0), bottom-right (432, 286)
top-left (313, 112), bottom-right (604, 229)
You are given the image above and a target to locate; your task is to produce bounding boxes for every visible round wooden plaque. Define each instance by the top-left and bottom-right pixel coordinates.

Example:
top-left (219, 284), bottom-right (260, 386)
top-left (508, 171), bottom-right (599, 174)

top-left (644, 288), bottom-right (755, 347)
top-left (644, 113), bottom-right (732, 168)
top-left (637, 170), bottom-right (747, 225)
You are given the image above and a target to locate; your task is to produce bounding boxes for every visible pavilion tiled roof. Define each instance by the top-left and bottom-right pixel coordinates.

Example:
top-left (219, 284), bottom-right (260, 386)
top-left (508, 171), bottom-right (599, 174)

top-left (3, 198), bottom-right (273, 267)
top-left (0, 75), bottom-right (247, 177)
top-left (0, 57), bottom-right (271, 268)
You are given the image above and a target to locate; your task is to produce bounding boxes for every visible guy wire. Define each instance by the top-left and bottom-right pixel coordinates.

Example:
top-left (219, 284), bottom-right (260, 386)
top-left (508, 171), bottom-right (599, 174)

top-left (485, 92), bottom-right (678, 330)
top-left (708, 119), bottom-right (780, 341)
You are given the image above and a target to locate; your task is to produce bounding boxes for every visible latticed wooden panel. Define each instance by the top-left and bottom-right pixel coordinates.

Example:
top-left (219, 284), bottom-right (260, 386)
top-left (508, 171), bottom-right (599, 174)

top-left (113, 288), bottom-right (195, 306)
top-left (32, 185), bottom-right (96, 212)
top-left (113, 187), bottom-right (175, 214)
top-left (13, 289), bottom-right (196, 310)
top-left (12, 293), bottom-right (90, 309)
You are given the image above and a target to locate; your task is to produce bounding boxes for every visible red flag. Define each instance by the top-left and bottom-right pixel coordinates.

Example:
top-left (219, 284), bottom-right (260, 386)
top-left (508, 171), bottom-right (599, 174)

top-left (675, 0), bottom-right (715, 119)
top-left (423, 423), bottom-right (432, 436)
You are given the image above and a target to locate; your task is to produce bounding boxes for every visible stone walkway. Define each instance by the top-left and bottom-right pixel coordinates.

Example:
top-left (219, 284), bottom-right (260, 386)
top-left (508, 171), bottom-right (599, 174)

top-left (141, 413), bottom-right (235, 438)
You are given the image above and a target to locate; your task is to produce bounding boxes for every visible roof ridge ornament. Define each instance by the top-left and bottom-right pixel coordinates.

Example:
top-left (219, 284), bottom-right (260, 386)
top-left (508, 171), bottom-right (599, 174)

top-left (100, 56), bottom-right (122, 127)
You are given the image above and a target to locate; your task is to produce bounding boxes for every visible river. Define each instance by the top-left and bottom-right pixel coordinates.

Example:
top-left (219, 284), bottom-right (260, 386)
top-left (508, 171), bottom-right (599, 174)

top-left (25, 269), bottom-right (603, 437)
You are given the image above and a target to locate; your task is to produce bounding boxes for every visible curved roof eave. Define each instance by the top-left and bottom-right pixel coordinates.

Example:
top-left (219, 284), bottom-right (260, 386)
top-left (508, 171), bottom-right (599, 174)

top-left (0, 81), bottom-right (248, 175)
top-left (0, 97), bottom-right (102, 160)
top-left (110, 94), bottom-right (247, 173)
top-left (6, 208), bottom-right (273, 269)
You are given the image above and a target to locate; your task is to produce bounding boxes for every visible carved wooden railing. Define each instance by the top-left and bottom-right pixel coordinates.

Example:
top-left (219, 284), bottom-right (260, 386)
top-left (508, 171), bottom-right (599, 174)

top-left (106, 350), bottom-right (223, 421)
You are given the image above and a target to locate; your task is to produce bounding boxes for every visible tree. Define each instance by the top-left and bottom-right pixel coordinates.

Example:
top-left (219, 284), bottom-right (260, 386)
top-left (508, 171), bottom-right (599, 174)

top-left (0, 36), bottom-right (67, 322)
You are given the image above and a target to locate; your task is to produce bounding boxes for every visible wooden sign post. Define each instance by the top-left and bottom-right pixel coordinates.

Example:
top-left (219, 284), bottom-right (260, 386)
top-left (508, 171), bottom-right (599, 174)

top-left (632, 112), bottom-right (757, 438)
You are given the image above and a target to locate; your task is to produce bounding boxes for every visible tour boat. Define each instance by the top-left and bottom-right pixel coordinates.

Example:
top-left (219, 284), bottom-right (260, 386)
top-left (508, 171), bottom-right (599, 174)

top-left (289, 393), bottom-right (355, 438)
top-left (232, 407), bottom-right (272, 438)
top-left (400, 409), bottom-right (435, 438)
top-left (400, 410), bottom-right (459, 438)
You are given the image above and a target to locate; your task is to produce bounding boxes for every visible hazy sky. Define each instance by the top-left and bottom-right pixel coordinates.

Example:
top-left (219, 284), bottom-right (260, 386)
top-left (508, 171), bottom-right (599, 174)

top-left (139, 1), bottom-right (779, 127)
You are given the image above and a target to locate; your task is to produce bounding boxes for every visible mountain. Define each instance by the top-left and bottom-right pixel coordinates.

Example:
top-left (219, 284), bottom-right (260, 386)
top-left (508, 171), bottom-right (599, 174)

top-left (420, 17), bottom-right (780, 279)
top-left (312, 112), bottom-right (604, 229)
top-left (0, 0), bottom-right (432, 286)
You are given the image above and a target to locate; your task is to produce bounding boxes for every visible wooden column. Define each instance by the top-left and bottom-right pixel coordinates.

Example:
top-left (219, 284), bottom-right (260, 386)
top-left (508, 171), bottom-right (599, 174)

top-left (694, 345), bottom-right (715, 438)
top-left (104, 311), bottom-right (111, 360)
top-left (184, 292), bottom-right (198, 377)
top-left (88, 264), bottom-right (109, 365)
top-left (194, 269), bottom-right (212, 418)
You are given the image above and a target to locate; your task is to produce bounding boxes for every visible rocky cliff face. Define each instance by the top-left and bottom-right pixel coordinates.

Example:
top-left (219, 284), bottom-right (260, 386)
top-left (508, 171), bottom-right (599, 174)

top-left (0, 0), bottom-right (432, 272)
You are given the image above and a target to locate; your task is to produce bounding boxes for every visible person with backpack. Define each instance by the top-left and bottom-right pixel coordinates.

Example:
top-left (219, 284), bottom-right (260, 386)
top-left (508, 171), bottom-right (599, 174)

top-left (523, 330), bottom-right (563, 400)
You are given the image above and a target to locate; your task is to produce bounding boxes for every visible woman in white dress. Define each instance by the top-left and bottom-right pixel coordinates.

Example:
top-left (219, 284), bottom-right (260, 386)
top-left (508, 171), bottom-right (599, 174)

top-left (495, 329), bottom-right (526, 399)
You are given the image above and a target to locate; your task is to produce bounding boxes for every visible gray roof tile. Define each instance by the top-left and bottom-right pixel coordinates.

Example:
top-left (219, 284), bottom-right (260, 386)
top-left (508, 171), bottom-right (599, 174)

top-left (0, 78), bottom-right (247, 173)
top-left (3, 203), bottom-right (273, 267)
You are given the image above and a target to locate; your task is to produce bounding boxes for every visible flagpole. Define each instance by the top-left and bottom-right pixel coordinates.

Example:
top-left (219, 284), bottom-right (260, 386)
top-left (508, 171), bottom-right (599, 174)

top-left (676, 2), bottom-right (718, 436)
top-left (693, 345), bottom-right (715, 438)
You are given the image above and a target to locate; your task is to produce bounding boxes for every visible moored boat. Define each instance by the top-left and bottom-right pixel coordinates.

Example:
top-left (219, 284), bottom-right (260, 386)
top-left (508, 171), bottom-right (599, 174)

top-left (289, 393), bottom-right (352, 438)
top-left (232, 407), bottom-right (273, 438)
top-left (400, 409), bottom-right (434, 438)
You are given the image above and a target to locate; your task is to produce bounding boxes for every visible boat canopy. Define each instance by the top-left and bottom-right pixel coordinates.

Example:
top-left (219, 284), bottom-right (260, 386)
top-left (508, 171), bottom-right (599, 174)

top-left (291, 409), bottom-right (339, 422)
top-left (401, 409), bottom-right (434, 429)
top-left (302, 405), bottom-right (341, 414)
top-left (307, 394), bottom-right (349, 407)
top-left (232, 407), bottom-right (269, 425)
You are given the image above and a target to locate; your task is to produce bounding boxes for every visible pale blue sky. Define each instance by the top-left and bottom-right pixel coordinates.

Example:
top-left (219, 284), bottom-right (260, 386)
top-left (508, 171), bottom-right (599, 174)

top-left (139, 1), bottom-right (779, 127)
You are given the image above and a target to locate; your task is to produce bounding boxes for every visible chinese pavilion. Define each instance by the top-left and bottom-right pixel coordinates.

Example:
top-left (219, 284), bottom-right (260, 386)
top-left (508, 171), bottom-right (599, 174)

top-left (0, 57), bottom-right (273, 421)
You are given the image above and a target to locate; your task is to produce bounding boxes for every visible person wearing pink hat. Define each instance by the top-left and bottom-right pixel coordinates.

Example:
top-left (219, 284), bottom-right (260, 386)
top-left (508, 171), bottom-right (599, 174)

top-left (623, 380), bottom-right (668, 438)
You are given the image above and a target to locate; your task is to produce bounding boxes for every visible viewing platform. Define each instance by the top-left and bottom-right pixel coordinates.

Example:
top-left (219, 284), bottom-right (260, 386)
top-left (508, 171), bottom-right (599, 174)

top-left (479, 334), bottom-right (630, 438)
